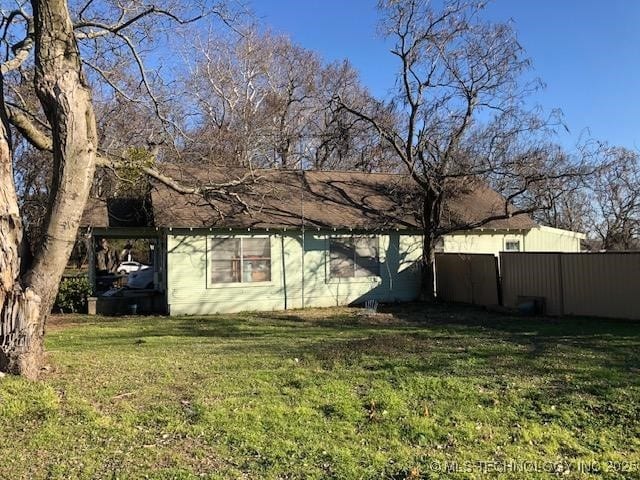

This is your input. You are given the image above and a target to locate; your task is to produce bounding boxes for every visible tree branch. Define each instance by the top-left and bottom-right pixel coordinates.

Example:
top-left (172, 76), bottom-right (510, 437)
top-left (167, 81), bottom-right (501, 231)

top-left (0, 10), bottom-right (34, 73)
top-left (74, 6), bottom-right (206, 39)
top-left (6, 105), bottom-right (52, 151)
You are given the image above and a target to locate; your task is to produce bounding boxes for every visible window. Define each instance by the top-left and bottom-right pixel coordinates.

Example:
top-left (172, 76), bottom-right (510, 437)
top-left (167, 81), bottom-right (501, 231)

top-left (329, 236), bottom-right (379, 278)
top-left (505, 240), bottom-right (521, 252)
top-left (209, 237), bottom-right (271, 284)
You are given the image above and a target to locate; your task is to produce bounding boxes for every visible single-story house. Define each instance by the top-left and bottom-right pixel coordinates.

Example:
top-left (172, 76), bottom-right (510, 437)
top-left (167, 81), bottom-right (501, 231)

top-left (81, 166), bottom-right (584, 315)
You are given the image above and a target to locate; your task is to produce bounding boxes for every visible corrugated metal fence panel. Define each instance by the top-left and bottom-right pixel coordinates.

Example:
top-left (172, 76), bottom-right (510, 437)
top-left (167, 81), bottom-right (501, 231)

top-left (500, 252), bottom-right (564, 315)
top-left (501, 252), bottom-right (640, 319)
top-left (470, 255), bottom-right (500, 306)
top-left (561, 253), bottom-right (640, 319)
top-left (436, 254), bottom-right (472, 304)
top-left (435, 253), bottom-right (499, 306)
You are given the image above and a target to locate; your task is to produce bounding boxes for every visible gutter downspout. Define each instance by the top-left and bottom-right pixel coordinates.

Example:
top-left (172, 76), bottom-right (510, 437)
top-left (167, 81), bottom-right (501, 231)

top-left (281, 236), bottom-right (287, 310)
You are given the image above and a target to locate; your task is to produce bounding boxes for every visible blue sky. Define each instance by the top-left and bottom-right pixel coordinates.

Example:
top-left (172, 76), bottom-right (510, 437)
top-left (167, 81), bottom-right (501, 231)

top-left (251, 0), bottom-right (640, 153)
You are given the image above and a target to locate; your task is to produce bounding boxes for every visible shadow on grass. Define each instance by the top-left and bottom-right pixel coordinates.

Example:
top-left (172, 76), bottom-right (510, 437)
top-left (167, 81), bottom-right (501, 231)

top-left (309, 303), bottom-right (640, 403)
top-left (255, 303), bottom-right (639, 400)
top-left (53, 303), bottom-right (640, 398)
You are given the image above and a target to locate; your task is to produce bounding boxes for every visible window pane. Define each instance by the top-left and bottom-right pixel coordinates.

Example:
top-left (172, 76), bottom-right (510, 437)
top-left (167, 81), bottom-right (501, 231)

top-left (355, 237), bottom-right (379, 277)
top-left (243, 238), bottom-right (270, 258)
top-left (505, 240), bottom-right (520, 252)
top-left (245, 259), bottom-right (271, 282)
top-left (210, 238), bottom-right (240, 260)
top-left (210, 259), bottom-right (241, 283)
top-left (210, 238), bottom-right (241, 283)
top-left (330, 238), bottom-right (355, 278)
top-left (330, 256), bottom-right (355, 278)
top-left (242, 238), bottom-right (271, 282)
top-left (355, 258), bottom-right (379, 277)
top-left (355, 237), bottom-right (378, 258)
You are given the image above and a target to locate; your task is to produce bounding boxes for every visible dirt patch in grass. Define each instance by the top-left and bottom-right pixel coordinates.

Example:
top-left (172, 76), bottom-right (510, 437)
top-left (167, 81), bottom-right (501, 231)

top-left (46, 314), bottom-right (93, 332)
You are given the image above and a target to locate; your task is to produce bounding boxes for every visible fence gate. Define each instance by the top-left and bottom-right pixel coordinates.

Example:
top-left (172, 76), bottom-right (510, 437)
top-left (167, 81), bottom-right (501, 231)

top-left (435, 253), bottom-right (500, 307)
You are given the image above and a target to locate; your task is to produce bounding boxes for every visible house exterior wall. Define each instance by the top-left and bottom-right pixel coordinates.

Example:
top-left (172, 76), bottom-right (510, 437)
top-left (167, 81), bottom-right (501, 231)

top-left (523, 226), bottom-right (583, 252)
top-left (165, 226), bottom-right (584, 315)
top-left (166, 230), bottom-right (423, 315)
top-left (443, 231), bottom-right (527, 256)
top-left (442, 226), bottom-right (584, 257)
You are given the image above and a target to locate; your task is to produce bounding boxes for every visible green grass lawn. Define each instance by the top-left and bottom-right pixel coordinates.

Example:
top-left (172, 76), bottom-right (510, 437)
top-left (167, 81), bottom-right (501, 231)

top-left (1, 304), bottom-right (639, 479)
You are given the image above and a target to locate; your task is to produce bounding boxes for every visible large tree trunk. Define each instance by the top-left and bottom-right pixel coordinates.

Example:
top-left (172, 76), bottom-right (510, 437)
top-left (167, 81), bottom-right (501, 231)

top-left (420, 187), bottom-right (442, 300)
top-left (0, 0), bottom-right (97, 379)
top-left (0, 81), bottom-right (43, 379)
top-left (421, 234), bottom-right (437, 300)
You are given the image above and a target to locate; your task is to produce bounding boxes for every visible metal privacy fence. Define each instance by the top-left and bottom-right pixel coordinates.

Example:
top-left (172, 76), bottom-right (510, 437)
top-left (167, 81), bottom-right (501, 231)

top-left (435, 252), bottom-right (640, 320)
top-left (500, 252), bottom-right (640, 319)
top-left (435, 253), bottom-right (500, 307)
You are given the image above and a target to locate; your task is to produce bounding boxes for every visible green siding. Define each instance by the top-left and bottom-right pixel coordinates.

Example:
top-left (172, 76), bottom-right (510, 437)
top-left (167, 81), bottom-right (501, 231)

top-left (167, 231), bottom-right (423, 315)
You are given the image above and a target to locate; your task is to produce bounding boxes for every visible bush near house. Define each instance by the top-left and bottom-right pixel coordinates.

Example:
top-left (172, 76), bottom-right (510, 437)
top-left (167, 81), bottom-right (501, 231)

top-left (0, 304), bottom-right (638, 479)
top-left (53, 276), bottom-right (92, 313)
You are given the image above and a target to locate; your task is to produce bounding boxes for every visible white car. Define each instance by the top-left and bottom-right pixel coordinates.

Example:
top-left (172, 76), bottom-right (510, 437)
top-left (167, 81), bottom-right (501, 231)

top-left (117, 261), bottom-right (149, 274)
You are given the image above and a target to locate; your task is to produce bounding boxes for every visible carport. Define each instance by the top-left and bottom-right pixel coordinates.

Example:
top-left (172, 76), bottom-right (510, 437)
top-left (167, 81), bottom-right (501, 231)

top-left (81, 197), bottom-right (167, 315)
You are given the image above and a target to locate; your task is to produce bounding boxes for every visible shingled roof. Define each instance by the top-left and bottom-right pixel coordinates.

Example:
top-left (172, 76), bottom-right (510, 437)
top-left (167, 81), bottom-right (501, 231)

top-left (81, 166), bottom-right (536, 231)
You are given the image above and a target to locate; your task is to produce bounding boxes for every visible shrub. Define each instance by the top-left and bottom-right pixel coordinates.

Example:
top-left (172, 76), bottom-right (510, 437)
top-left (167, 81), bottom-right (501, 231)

top-left (54, 276), bottom-right (92, 313)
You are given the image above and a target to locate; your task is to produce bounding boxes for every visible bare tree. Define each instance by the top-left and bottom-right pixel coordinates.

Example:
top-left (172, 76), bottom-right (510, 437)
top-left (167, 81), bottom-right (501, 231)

top-left (313, 61), bottom-right (399, 172)
top-left (185, 29), bottom-right (281, 166)
top-left (337, 0), bottom-right (586, 294)
top-left (587, 147), bottom-right (640, 250)
top-left (526, 143), bottom-right (639, 249)
top-left (185, 27), bottom-right (394, 171)
top-left (0, 0), bottom-right (242, 377)
top-left (533, 186), bottom-right (592, 233)
top-left (523, 142), bottom-right (599, 234)
top-left (1, 0), bottom-right (98, 377)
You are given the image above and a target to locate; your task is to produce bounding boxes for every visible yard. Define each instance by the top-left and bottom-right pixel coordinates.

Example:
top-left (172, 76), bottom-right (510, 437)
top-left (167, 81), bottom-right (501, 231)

top-left (0, 304), bottom-right (639, 479)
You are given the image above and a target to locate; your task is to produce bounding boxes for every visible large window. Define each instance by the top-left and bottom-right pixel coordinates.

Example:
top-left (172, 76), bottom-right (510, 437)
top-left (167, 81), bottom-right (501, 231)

top-left (209, 237), bottom-right (271, 284)
top-left (329, 236), bottom-right (379, 278)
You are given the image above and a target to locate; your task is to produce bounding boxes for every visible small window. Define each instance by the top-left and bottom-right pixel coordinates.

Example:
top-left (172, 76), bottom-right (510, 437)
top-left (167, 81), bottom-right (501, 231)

top-left (505, 240), bottom-right (520, 252)
top-left (329, 236), bottom-right (379, 278)
top-left (209, 237), bottom-right (271, 284)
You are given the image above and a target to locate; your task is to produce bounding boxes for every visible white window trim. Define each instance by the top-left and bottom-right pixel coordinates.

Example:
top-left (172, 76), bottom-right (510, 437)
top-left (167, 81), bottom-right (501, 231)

top-left (206, 235), bottom-right (273, 288)
top-left (504, 239), bottom-right (521, 252)
top-left (325, 234), bottom-right (382, 284)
